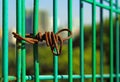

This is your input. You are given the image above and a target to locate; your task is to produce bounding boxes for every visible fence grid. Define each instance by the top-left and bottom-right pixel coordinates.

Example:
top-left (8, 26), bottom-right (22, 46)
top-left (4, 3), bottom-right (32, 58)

top-left (1, 0), bottom-right (120, 82)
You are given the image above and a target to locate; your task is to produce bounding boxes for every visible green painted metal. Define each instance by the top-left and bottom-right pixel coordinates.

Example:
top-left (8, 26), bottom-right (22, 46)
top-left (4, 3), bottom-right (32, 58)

top-left (100, 0), bottom-right (104, 82)
top-left (115, 0), bottom-right (119, 82)
top-left (68, 0), bottom-right (73, 82)
top-left (53, 0), bottom-right (58, 82)
top-left (83, 0), bottom-right (120, 14)
top-left (109, 0), bottom-right (114, 82)
top-left (1, 0), bottom-right (120, 82)
top-left (16, 0), bottom-right (22, 82)
top-left (24, 74), bottom-right (120, 80)
top-left (33, 0), bottom-right (40, 82)
top-left (2, 0), bottom-right (8, 82)
top-left (21, 0), bottom-right (26, 82)
top-left (119, 40), bottom-right (120, 82)
top-left (104, 0), bottom-right (116, 6)
top-left (4, 74), bottom-right (120, 81)
top-left (92, 0), bottom-right (96, 82)
top-left (80, 0), bottom-right (84, 82)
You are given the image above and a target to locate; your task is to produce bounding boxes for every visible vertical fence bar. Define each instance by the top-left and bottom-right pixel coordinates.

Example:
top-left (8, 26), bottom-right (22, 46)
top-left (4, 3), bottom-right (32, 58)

top-left (33, 0), bottom-right (39, 82)
top-left (2, 0), bottom-right (8, 81)
top-left (16, 0), bottom-right (22, 82)
top-left (80, 0), bottom-right (84, 82)
top-left (100, 0), bottom-right (104, 82)
top-left (92, 0), bottom-right (96, 82)
top-left (119, 12), bottom-right (120, 82)
top-left (115, 0), bottom-right (119, 82)
top-left (68, 0), bottom-right (73, 82)
top-left (53, 0), bottom-right (58, 82)
top-left (109, 0), bottom-right (113, 82)
top-left (21, 0), bottom-right (26, 82)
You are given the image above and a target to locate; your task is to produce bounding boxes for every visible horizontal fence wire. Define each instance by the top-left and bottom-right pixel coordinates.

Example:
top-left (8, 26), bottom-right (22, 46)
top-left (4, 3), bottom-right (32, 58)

top-left (83, 0), bottom-right (120, 13)
top-left (1, 0), bottom-right (120, 82)
top-left (103, 0), bottom-right (117, 6)
top-left (3, 74), bottom-right (120, 81)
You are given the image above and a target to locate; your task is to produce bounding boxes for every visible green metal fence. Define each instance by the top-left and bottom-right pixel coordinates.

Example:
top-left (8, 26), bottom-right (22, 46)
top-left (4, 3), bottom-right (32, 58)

top-left (1, 0), bottom-right (120, 82)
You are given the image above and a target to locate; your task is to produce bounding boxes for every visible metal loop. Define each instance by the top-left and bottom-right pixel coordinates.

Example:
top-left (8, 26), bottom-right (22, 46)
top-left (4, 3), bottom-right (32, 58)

top-left (56, 29), bottom-right (72, 41)
top-left (12, 29), bottom-right (72, 56)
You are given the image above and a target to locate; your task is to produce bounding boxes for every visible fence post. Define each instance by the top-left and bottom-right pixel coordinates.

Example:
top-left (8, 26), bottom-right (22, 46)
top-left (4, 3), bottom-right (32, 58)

top-left (2, 0), bottom-right (8, 81)
top-left (80, 0), bottom-right (84, 82)
top-left (100, 0), bottom-right (104, 82)
top-left (115, 0), bottom-right (119, 82)
top-left (92, 0), bottom-right (96, 82)
top-left (53, 0), bottom-right (58, 82)
top-left (16, 0), bottom-right (22, 81)
top-left (109, 0), bottom-right (114, 82)
top-left (68, 0), bottom-right (73, 82)
top-left (21, 0), bottom-right (26, 82)
top-left (33, 0), bottom-right (40, 82)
